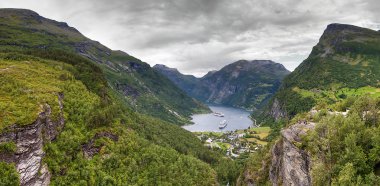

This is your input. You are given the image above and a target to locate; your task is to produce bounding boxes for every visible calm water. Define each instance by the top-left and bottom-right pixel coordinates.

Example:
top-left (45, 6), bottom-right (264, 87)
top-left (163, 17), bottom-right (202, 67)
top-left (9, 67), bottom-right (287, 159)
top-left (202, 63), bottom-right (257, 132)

top-left (183, 105), bottom-right (253, 132)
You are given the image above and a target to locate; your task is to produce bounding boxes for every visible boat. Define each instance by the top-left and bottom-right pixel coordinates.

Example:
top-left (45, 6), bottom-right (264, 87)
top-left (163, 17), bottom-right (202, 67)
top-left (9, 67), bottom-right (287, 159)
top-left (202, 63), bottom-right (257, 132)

top-left (219, 120), bottom-right (228, 129)
top-left (213, 112), bottom-right (224, 117)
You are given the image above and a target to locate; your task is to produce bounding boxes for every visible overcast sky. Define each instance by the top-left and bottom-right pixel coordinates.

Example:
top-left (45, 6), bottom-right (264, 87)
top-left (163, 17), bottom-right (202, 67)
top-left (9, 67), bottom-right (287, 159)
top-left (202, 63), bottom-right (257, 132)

top-left (1, 0), bottom-right (379, 76)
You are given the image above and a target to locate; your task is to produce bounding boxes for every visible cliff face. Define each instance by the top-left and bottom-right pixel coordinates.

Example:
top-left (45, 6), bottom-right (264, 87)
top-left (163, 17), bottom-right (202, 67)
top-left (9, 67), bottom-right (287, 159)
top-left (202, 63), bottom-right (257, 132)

top-left (0, 93), bottom-right (64, 186)
top-left (268, 98), bottom-right (287, 121)
top-left (269, 121), bottom-right (314, 186)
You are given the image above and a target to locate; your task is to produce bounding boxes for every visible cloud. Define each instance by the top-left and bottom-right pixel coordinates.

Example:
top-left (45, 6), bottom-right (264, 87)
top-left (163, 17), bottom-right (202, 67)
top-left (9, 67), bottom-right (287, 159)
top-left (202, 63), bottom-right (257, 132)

top-left (0, 0), bottom-right (379, 76)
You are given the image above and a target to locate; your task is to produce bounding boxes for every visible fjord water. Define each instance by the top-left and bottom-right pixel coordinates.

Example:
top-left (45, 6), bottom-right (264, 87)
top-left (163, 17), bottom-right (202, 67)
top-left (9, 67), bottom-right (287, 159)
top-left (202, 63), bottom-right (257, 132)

top-left (183, 105), bottom-right (253, 132)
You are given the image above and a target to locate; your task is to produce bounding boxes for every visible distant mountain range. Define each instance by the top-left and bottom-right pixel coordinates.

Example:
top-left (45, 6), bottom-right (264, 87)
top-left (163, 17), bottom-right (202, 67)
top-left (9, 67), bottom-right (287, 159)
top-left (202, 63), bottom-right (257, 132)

top-left (154, 60), bottom-right (290, 110)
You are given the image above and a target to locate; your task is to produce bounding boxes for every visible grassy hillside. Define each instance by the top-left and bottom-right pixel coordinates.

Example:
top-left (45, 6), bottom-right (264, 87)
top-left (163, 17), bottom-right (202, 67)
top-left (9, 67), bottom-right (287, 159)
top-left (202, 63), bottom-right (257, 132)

top-left (240, 23), bottom-right (380, 185)
top-left (266, 24), bottom-right (380, 120)
top-left (0, 8), bottom-right (241, 185)
top-left (240, 95), bottom-right (380, 185)
top-left (0, 8), bottom-right (209, 125)
top-left (0, 51), bottom-right (242, 184)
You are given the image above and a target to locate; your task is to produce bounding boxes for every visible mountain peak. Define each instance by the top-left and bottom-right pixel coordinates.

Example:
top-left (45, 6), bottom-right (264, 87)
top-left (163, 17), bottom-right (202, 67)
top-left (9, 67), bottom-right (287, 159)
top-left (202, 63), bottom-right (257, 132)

top-left (0, 8), bottom-right (80, 34)
top-left (235, 59), bottom-right (275, 64)
top-left (322, 23), bottom-right (378, 39)
top-left (226, 60), bottom-right (289, 74)
top-left (153, 64), bottom-right (180, 73)
top-left (316, 23), bottom-right (380, 56)
top-left (325, 23), bottom-right (363, 32)
top-left (0, 8), bottom-right (40, 17)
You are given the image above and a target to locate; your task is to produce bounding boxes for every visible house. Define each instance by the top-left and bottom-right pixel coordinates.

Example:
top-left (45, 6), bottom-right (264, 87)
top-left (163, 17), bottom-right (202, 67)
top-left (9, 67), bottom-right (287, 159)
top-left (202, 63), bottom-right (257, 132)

top-left (237, 133), bottom-right (245, 138)
top-left (205, 138), bottom-right (213, 143)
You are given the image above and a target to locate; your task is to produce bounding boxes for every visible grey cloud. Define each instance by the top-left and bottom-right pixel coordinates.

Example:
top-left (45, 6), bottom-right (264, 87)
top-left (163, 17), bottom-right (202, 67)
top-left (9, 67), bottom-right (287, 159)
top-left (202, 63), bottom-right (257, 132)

top-left (0, 0), bottom-right (378, 75)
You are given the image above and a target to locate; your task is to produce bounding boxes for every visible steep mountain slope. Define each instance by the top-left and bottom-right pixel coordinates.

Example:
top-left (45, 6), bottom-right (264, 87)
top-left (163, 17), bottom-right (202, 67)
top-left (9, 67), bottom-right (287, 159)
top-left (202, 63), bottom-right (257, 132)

top-left (240, 96), bottom-right (380, 185)
top-left (0, 9), bottom-right (238, 185)
top-left (153, 64), bottom-right (201, 94)
top-left (239, 24), bottom-right (380, 185)
top-left (267, 23), bottom-right (380, 120)
top-left (0, 54), bottom-right (217, 185)
top-left (0, 8), bottom-right (209, 124)
top-left (155, 60), bottom-right (290, 110)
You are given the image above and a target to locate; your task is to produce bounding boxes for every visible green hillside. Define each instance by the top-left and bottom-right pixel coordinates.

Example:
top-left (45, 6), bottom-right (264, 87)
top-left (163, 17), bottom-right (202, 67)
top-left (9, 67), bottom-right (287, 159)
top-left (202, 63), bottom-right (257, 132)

top-left (0, 9), bottom-right (238, 185)
top-left (0, 8), bottom-right (209, 125)
top-left (240, 23), bottom-right (380, 185)
top-left (0, 53), bottom-right (219, 185)
top-left (267, 23), bottom-right (380, 120)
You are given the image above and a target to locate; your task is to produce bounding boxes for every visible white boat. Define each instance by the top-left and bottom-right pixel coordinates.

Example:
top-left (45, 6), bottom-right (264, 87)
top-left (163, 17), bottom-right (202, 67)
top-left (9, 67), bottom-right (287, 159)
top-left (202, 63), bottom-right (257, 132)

top-left (213, 112), bottom-right (224, 117)
top-left (219, 120), bottom-right (228, 129)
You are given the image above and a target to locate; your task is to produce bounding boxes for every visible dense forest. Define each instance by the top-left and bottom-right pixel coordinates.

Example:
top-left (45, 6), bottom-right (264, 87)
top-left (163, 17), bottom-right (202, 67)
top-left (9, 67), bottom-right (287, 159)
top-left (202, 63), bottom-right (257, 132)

top-left (0, 50), bottom-right (243, 185)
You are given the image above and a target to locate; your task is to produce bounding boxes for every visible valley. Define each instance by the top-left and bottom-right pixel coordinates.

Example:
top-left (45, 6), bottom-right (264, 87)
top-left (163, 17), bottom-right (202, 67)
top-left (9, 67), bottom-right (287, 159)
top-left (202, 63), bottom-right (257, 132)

top-left (183, 105), bottom-right (253, 132)
top-left (193, 127), bottom-right (271, 158)
top-left (0, 4), bottom-right (380, 186)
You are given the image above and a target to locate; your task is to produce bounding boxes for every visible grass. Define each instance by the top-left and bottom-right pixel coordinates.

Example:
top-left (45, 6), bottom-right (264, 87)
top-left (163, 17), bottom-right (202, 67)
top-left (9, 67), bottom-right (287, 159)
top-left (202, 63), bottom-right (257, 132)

top-left (217, 142), bottom-right (231, 151)
top-left (193, 131), bottom-right (224, 137)
top-left (290, 86), bottom-right (380, 112)
top-left (243, 138), bottom-right (268, 146)
top-left (249, 127), bottom-right (271, 133)
top-left (240, 127), bottom-right (271, 146)
top-left (0, 58), bottom-right (76, 131)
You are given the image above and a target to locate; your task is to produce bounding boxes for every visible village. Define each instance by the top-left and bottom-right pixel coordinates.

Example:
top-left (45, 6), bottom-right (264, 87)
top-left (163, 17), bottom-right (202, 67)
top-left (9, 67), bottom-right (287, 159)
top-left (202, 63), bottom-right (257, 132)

top-left (194, 126), bottom-right (271, 158)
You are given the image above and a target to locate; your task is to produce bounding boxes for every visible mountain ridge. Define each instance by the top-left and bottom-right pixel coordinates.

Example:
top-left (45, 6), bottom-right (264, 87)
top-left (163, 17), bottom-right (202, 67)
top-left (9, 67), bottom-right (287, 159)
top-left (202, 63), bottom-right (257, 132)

top-left (0, 8), bottom-right (210, 124)
top-left (154, 59), bottom-right (290, 110)
top-left (240, 23), bottom-right (380, 186)
top-left (263, 23), bottom-right (380, 120)
top-left (0, 8), bottom-right (237, 185)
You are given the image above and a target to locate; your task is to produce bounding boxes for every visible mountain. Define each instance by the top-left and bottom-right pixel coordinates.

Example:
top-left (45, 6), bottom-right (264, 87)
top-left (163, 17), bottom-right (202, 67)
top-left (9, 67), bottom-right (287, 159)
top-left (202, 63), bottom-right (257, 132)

top-left (153, 64), bottom-right (201, 95)
top-left (0, 9), bottom-right (237, 185)
top-left (154, 60), bottom-right (290, 110)
top-left (266, 23), bottom-right (380, 120)
top-left (0, 8), bottom-right (209, 125)
top-left (239, 24), bottom-right (380, 185)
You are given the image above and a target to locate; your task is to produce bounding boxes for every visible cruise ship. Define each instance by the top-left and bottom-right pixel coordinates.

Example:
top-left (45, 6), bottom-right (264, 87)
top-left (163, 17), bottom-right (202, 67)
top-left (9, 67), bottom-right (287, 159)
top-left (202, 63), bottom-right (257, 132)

top-left (213, 112), bottom-right (224, 117)
top-left (219, 120), bottom-right (228, 129)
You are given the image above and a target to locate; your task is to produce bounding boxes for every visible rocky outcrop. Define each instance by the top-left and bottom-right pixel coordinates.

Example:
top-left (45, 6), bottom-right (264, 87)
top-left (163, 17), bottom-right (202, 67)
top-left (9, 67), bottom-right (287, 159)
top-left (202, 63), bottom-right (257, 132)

top-left (0, 93), bottom-right (64, 186)
top-left (115, 83), bottom-right (140, 99)
top-left (82, 132), bottom-right (118, 159)
top-left (269, 121), bottom-right (315, 186)
top-left (269, 99), bottom-right (287, 121)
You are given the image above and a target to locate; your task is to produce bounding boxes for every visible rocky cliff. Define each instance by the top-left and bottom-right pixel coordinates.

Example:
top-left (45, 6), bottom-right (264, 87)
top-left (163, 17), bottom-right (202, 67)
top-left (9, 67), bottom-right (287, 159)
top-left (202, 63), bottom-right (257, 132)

top-left (269, 121), bottom-right (315, 186)
top-left (268, 98), bottom-right (287, 121)
top-left (0, 93), bottom-right (64, 186)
